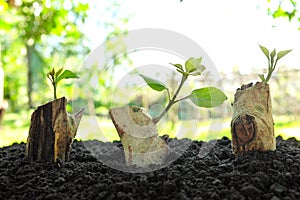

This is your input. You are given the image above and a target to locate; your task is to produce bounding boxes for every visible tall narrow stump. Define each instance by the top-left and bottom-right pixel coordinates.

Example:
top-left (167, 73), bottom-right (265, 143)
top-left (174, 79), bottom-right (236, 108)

top-left (231, 82), bottom-right (276, 155)
top-left (26, 97), bottom-right (83, 163)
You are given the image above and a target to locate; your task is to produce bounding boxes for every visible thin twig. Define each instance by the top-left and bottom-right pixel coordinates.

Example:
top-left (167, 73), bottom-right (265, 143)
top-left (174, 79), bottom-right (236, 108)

top-left (153, 74), bottom-right (188, 124)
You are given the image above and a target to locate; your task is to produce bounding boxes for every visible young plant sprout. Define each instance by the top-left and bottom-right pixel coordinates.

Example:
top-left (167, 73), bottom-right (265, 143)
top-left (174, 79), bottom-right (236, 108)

top-left (47, 67), bottom-right (79, 99)
top-left (258, 45), bottom-right (292, 83)
top-left (230, 45), bottom-right (292, 156)
top-left (140, 57), bottom-right (227, 124)
top-left (27, 67), bottom-right (84, 164)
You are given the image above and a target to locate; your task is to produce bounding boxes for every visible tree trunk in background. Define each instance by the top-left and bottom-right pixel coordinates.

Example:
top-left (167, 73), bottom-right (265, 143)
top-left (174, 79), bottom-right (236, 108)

top-left (231, 82), bottom-right (276, 155)
top-left (26, 44), bottom-right (34, 109)
top-left (0, 64), bottom-right (8, 124)
top-left (26, 97), bottom-right (84, 164)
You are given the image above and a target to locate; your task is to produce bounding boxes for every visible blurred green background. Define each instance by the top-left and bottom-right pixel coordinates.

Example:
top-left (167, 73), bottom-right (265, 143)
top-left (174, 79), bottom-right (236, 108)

top-left (0, 0), bottom-right (299, 147)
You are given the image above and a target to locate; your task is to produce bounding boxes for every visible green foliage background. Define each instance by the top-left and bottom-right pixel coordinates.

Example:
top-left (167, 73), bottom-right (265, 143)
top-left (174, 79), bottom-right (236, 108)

top-left (0, 0), bottom-right (299, 147)
top-left (0, 0), bottom-right (89, 110)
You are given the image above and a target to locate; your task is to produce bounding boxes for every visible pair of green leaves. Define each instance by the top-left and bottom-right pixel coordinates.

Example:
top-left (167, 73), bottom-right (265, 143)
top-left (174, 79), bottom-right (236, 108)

top-left (259, 45), bottom-right (292, 83)
top-left (140, 57), bottom-right (206, 92)
top-left (140, 74), bottom-right (227, 108)
top-left (140, 57), bottom-right (227, 109)
top-left (47, 68), bottom-right (79, 85)
top-left (47, 67), bottom-right (79, 99)
top-left (171, 57), bottom-right (206, 77)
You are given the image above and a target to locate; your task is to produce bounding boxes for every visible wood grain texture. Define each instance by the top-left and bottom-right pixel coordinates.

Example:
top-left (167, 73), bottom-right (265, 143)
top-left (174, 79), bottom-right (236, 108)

top-left (231, 82), bottom-right (276, 155)
top-left (26, 97), bottom-right (83, 163)
top-left (109, 106), bottom-right (170, 167)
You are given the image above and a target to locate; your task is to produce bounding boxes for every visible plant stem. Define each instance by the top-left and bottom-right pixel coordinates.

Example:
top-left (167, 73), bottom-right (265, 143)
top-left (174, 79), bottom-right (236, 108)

top-left (166, 88), bottom-right (171, 101)
top-left (264, 60), bottom-right (278, 83)
top-left (153, 75), bottom-right (187, 124)
top-left (264, 72), bottom-right (272, 83)
top-left (53, 82), bottom-right (57, 99)
top-left (174, 96), bottom-right (189, 103)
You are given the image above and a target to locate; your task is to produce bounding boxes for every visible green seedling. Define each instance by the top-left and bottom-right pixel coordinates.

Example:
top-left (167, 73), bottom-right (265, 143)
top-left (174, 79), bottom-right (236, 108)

top-left (47, 67), bottom-right (79, 99)
top-left (259, 45), bottom-right (292, 83)
top-left (140, 57), bottom-right (227, 124)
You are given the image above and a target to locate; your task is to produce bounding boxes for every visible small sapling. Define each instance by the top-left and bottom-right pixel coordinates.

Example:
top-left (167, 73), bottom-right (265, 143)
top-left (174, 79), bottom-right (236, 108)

top-left (47, 67), bottom-right (79, 99)
top-left (230, 45), bottom-right (292, 155)
top-left (26, 67), bottom-right (83, 164)
top-left (258, 45), bottom-right (292, 83)
top-left (140, 57), bottom-right (228, 124)
top-left (109, 57), bottom-right (227, 167)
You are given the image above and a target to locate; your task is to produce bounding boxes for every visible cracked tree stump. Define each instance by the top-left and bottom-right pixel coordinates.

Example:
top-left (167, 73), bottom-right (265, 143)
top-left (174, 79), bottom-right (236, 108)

top-left (231, 82), bottom-right (276, 155)
top-left (109, 106), bottom-right (170, 167)
top-left (26, 97), bottom-right (84, 164)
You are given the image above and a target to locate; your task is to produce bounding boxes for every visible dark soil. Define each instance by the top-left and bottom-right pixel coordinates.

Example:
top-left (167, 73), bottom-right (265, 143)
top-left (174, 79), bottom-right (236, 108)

top-left (0, 136), bottom-right (299, 200)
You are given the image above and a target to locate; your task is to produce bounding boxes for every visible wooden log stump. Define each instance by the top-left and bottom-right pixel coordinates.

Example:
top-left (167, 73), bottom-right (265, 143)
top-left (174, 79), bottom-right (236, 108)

top-left (231, 82), bottom-right (276, 155)
top-left (26, 97), bottom-right (84, 164)
top-left (109, 106), bottom-right (170, 167)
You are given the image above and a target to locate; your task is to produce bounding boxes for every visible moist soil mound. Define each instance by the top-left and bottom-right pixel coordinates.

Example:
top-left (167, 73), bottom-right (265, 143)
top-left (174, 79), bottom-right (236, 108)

top-left (0, 136), bottom-right (299, 200)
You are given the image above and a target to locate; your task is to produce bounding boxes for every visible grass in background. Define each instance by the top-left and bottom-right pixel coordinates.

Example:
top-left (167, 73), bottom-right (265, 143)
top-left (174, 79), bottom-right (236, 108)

top-left (274, 115), bottom-right (300, 140)
top-left (0, 111), bottom-right (31, 147)
top-left (1, 112), bottom-right (299, 147)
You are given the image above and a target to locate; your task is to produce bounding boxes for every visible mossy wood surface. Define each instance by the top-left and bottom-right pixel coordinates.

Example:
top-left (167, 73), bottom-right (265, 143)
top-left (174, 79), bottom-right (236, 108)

top-left (231, 82), bottom-right (276, 155)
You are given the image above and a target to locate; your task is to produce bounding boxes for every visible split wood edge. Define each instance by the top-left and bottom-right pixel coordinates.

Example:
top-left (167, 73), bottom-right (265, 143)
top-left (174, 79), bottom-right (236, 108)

top-left (109, 106), bottom-right (170, 167)
top-left (25, 97), bottom-right (84, 164)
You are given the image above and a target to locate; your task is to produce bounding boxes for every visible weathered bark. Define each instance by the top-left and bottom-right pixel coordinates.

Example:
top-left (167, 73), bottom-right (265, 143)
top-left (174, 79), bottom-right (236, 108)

top-left (26, 97), bottom-right (84, 164)
top-left (109, 106), bottom-right (170, 167)
top-left (231, 82), bottom-right (276, 155)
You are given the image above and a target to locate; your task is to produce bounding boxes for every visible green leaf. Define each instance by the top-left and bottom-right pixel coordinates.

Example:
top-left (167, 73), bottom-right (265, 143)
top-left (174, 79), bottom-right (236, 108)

top-left (185, 57), bottom-right (203, 73)
top-left (270, 49), bottom-right (276, 58)
top-left (56, 70), bottom-right (79, 84)
top-left (259, 45), bottom-right (270, 59)
top-left (277, 49), bottom-right (292, 61)
top-left (170, 63), bottom-right (183, 70)
top-left (258, 74), bottom-right (265, 82)
top-left (55, 67), bottom-right (64, 77)
top-left (188, 87), bottom-right (227, 108)
top-left (189, 65), bottom-right (206, 76)
top-left (270, 49), bottom-right (276, 66)
top-left (176, 69), bottom-right (189, 76)
top-left (49, 67), bottom-right (55, 76)
top-left (140, 74), bottom-right (168, 92)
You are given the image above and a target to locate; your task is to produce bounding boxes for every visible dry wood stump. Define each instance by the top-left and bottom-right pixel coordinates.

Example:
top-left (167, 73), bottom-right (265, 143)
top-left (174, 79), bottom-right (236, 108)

top-left (26, 97), bottom-right (83, 164)
top-left (231, 82), bottom-right (276, 155)
top-left (109, 106), bottom-right (170, 167)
